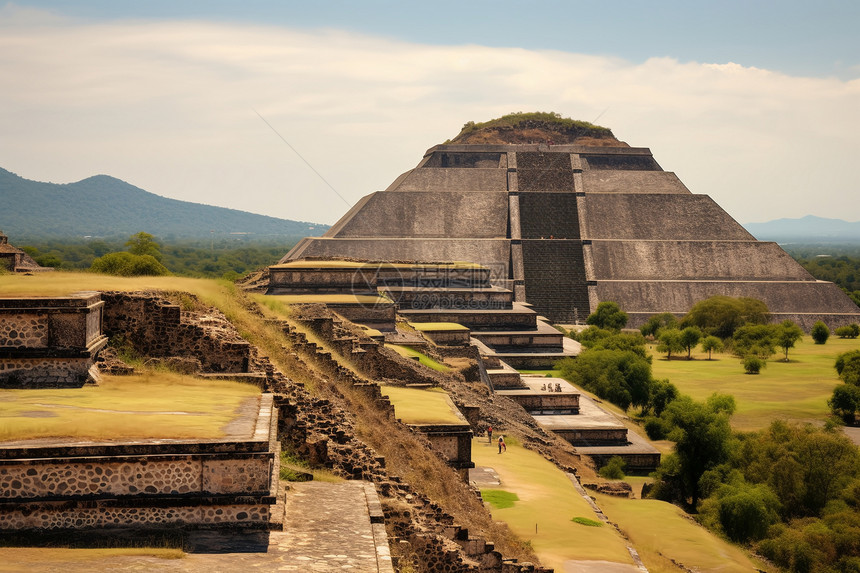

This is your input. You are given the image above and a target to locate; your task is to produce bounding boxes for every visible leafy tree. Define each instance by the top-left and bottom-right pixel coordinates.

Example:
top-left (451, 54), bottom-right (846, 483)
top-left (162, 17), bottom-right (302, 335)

top-left (655, 394), bottom-right (736, 510)
top-left (90, 252), bottom-right (170, 277)
top-left (682, 296), bottom-right (770, 339)
top-left (835, 350), bottom-right (860, 386)
top-left (679, 326), bottom-right (702, 359)
top-left (125, 231), bottom-right (163, 262)
top-left (640, 312), bottom-right (678, 337)
top-left (599, 456), bottom-right (626, 480)
top-left (558, 349), bottom-right (653, 412)
top-left (743, 356), bottom-right (766, 374)
top-left (575, 326), bottom-right (613, 347)
top-left (700, 336), bottom-right (723, 360)
top-left (585, 301), bottom-right (628, 331)
top-left (582, 331), bottom-right (650, 359)
top-left (811, 321), bottom-right (830, 344)
top-left (701, 482), bottom-right (781, 542)
top-left (829, 384), bottom-right (860, 424)
top-left (646, 378), bottom-right (679, 417)
top-left (732, 324), bottom-right (776, 359)
top-left (656, 328), bottom-right (684, 360)
top-left (775, 320), bottom-right (804, 361)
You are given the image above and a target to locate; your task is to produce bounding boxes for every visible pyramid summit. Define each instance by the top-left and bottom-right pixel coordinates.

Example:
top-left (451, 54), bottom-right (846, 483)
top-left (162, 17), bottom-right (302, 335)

top-left (283, 114), bottom-right (860, 329)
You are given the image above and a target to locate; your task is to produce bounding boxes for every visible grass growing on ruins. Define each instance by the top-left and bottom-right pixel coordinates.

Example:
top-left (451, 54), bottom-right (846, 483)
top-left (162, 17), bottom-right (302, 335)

top-left (470, 437), bottom-right (633, 571)
top-left (385, 344), bottom-right (451, 372)
top-left (0, 371), bottom-right (259, 442)
top-left (481, 489), bottom-right (519, 510)
top-left (650, 337), bottom-right (860, 430)
top-left (408, 322), bottom-right (469, 331)
top-left (594, 493), bottom-right (773, 573)
top-left (380, 385), bottom-right (462, 424)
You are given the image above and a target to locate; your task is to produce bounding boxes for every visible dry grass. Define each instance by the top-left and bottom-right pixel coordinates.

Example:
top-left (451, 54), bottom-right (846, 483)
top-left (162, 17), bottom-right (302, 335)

top-left (380, 385), bottom-right (463, 424)
top-left (595, 493), bottom-right (774, 573)
top-left (408, 322), bottom-right (469, 331)
top-left (0, 546), bottom-right (184, 571)
top-left (385, 344), bottom-right (451, 372)
top-left (0, 371), bottom-right (260, 442)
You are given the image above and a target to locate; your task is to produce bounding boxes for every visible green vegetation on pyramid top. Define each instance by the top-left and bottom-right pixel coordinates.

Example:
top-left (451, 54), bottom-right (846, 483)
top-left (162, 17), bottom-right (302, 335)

top-left (449, 111), bottom-right (623, 146)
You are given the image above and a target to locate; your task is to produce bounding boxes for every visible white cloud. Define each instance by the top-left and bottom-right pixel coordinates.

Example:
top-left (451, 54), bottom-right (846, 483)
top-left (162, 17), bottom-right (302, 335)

top-left (0, 6), bottom-right (858, 226)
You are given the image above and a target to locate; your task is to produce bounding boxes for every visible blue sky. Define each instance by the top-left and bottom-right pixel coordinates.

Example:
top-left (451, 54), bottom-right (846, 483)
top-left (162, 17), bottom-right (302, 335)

top-left (1, 1), bottom-right (858, 226)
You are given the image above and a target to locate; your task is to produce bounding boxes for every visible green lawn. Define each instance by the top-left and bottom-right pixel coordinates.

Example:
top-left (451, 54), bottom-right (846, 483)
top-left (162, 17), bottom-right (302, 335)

top-left (471, 438), bottom-right (634, 571)
top-left (650, 337), bottom-right (860, 431)
top-left (381, 385), bottom-right (462, 424)
top-left (0, 371), bottom-right (259, 442)
top-left (385, 344), bottom-right (451, 372)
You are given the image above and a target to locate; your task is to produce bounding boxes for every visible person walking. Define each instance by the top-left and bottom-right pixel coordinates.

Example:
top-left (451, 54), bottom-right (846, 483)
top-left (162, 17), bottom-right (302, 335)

top-left (498, 436), bottom-right (506, 454)
top-left (487, 425), bottom-right (493, 443)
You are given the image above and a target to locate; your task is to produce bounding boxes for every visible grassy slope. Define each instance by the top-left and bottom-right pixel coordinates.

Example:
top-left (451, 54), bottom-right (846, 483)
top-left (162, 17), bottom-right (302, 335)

top-left (471, 438), bottom-right (633, 571)
top-left (380, 385), bottom-right (462, 424)
top-left (595, 493), bottom-right (773, 573)
top-left (650, 337), bottom-right (860, 431)
top-left (0, 372), bottom-right (258, 442)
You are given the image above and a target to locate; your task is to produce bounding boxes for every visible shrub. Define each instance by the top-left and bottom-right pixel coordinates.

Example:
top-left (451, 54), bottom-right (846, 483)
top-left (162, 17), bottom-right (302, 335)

top-left (90, 252), bottom-right (170, 277)
top-left (585, 301), bottom-right (628, 331)
top-left (640, 312), bottom-right (678, 337)
top-left (599, 456), bottom-right (626, 480)
top-left (835, 350), bottom-right (860, 386)
top-left (644, 416), bottom-right (668, 440)
top-left (733, 324), bottom-right (777, 359)
top-left (712, 483), bottom-right (781, 542)
top-left (682, 295), bottom-right (769, 338)
top-left (743, 356), bottom-right (766, 374)
top-left (836, 324), bottom-right (860, 339)
top-left (811, 321), bottom-right (830, 344)
top-left (829, 384), bottom-right (860, 424)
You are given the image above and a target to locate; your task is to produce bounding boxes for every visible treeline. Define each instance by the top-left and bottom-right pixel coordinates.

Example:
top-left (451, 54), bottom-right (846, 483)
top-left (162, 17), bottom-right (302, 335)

top-left (790, 251), bottom-right (860, 307)
top-left (20, 236), bottom-right (295, 279)
top-left (561, 301), bottom-right (860, 572)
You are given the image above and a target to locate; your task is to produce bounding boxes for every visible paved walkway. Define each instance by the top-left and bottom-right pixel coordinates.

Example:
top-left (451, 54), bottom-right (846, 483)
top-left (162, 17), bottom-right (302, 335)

top-left (0, 481), bottom-right (394, 573)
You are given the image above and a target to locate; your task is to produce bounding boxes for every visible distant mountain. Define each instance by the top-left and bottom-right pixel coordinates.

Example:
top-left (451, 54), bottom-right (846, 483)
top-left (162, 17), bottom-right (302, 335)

top-left (0, 168), bottom-right (328, 241)
top-left (743, 215), bottom-right (860, 243)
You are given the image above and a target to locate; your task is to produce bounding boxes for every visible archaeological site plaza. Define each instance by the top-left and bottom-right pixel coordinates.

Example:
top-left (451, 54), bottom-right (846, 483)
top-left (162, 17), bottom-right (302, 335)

top-left (3, 117), bottom-right (860, 573)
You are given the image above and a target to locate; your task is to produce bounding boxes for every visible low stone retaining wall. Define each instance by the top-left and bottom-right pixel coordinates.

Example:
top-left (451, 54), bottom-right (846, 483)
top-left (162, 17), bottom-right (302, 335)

top-left (0, 394), bottom-right (279, 531)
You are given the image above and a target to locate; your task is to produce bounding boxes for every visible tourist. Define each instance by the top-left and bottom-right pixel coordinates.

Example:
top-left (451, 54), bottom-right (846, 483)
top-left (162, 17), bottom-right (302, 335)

top-left (487, 425), bottom-right (493, 443)
top-left (498, 436), bottom-right (506, 454)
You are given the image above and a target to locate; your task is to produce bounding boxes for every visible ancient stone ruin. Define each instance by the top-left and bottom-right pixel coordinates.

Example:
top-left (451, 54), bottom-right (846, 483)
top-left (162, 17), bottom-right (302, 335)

top-left (0, 231), bottom-right (48, 273)
top-left (0, 292), bottom-right (107, 387)
top-left (282, 123), bottom-right (860, 330)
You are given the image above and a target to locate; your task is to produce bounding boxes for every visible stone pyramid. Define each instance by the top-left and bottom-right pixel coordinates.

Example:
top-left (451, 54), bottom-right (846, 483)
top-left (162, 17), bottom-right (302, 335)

top-left (282, 116), bottom-right (860, 329)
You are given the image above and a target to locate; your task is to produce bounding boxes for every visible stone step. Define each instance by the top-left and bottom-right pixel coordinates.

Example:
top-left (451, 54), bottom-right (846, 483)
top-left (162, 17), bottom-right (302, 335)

top-left (384, 285), bottom-right (513, 310)
top-left (472, 320), bottom-right (565, 349)
top-left (398, 302), bottom-right (537, 330)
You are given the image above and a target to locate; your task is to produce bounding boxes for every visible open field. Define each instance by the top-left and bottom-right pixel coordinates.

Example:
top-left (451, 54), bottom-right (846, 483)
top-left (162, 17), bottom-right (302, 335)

top-left (0, 371), bottom-right (260, 442)
top-left (380, 385), bottom-right (462, 424)
top-left (650, 337), bottom-right (860, 430)
top-left (471, 438), bottom-right (633, 571)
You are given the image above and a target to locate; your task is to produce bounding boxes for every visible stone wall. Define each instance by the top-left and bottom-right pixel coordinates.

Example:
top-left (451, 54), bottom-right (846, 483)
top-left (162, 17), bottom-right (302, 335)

top-left (0, 500), bottom-right (270, 531)
top-left (581, 154), bottom-right (661, 170)
top-left (581, 170), bottom-right (689, 194)
top-left (521, 240), bottom-right (590, 323)
top-left (519, 193), bottom-right (581, 240)
top-left (390, 169), bottom-right (508, 193)
top-left (580, 194), bottom-right (755, 240)
top-left (0, 357), bottom-right (96, 388)
top-left (587, 240), bottom-right (814, 281)
top-left (333, 191), bottom-right (510, 239)
top-left (101, 292), bottom-right (251, 373)
top-left (0, 453), bottom-right (272, 499)
top-left (0, 314), bottom-right (49, 348)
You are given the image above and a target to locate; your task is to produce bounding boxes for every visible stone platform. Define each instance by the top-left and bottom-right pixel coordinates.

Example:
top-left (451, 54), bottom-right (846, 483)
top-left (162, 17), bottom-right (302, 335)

top-left (0, 394), bottom-right (280, 531)
top-left (532, 381), bottom-right (661, 473)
